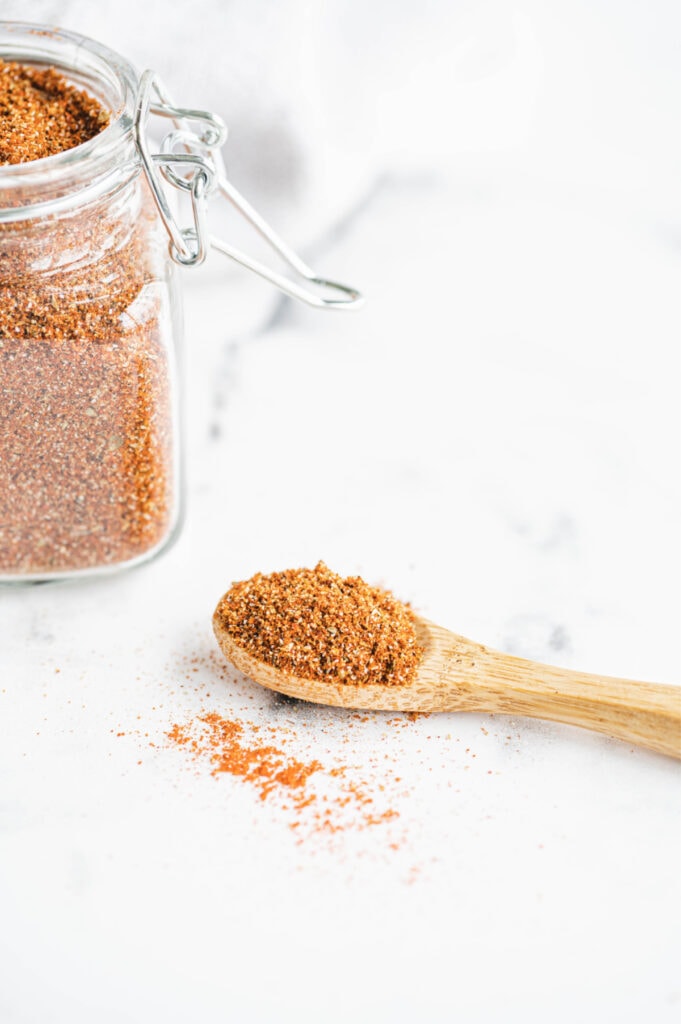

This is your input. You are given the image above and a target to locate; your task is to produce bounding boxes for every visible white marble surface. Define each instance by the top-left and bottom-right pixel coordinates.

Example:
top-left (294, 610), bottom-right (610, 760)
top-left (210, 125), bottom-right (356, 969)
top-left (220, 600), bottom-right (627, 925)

top-left (2, 5), bottom-right (681, 1023)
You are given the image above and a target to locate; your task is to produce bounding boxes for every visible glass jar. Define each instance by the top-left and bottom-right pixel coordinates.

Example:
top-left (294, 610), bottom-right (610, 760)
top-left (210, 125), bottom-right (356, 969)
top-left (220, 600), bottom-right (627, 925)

top-left (0, 23), bottom-right (182, 582)
top-left (0, 21), bottom-right (361, 584)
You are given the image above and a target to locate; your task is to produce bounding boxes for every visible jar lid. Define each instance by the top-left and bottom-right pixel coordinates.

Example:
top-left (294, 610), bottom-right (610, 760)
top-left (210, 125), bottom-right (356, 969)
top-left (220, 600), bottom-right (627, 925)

top-left (135, 71), bottom-right (363, 311)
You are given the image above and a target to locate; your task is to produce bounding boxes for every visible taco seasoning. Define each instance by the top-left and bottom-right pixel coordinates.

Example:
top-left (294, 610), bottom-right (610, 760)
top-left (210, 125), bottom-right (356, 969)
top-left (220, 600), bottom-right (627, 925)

top-left (213, 562), bottom-right (423, 686)
top-left (0, 27), bottom-right (181, 580)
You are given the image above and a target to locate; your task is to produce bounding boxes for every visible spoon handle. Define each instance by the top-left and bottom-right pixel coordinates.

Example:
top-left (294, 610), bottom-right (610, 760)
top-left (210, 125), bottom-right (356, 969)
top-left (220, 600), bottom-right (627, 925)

top-left (434, 628), bottom-right (681, 758)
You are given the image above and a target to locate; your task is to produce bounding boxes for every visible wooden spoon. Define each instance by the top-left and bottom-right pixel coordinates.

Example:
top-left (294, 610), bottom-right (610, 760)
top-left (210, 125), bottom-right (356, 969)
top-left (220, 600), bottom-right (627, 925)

top-left (213, 614), bottom-right (681, 759)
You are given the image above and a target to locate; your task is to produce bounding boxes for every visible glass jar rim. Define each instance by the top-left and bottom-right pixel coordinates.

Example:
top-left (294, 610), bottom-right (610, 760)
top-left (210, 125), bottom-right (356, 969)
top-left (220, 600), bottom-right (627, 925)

top-left (0, 21), bottom-right (139, 218)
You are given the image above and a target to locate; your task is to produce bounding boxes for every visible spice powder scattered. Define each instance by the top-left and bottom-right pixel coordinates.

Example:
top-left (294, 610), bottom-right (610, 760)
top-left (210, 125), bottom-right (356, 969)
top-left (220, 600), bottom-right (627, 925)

top-left (213, 562), bottom-right (423, 686)
top-left (0, 60), bottom-right (176, 575)
top-left (166, 711), bottom-right (400, 842)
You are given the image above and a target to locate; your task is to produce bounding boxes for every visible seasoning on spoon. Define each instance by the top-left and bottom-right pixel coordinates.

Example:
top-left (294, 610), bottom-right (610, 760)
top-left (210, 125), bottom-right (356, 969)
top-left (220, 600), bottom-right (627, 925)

top-left (213, 561), bottom-right (423, 686)
top-left (213, 564), bottom-right (681, 758)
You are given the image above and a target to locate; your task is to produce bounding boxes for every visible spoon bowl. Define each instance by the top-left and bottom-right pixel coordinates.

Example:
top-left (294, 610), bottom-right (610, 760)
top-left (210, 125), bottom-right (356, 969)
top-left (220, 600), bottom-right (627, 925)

top-left (213, 612), bottom-right (681, 758)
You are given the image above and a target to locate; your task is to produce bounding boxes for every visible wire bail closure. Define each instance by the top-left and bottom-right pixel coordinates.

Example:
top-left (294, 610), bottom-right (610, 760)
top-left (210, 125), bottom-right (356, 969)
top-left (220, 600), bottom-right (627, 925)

top-left (133, 71), bottom-right (363, 310)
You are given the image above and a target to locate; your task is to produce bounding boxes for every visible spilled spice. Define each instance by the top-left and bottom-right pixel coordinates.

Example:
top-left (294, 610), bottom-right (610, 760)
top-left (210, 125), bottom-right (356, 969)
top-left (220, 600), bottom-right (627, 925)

top-left (169, 713), bottom-right (322, 801)
top-left (0, 59), bottom-right (176, 576)
top-left (0, 58), bottom-right (109, 164)
top-left (166, 711), bottom-right (400, 841)
top-left (213, 562), bottom-right (423, 686)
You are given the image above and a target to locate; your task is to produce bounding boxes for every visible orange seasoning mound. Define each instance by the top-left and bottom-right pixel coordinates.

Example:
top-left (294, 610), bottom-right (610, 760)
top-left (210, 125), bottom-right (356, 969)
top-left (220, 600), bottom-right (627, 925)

top-left (213, 562), bottom-right (423, 686)
top-left (0, 59), bottom-right (109, 164)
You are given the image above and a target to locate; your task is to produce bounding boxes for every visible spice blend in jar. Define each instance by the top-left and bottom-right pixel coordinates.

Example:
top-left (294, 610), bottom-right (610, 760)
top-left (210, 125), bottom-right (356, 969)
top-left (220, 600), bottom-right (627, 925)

top-left (0, 58), bottom-right (108, 163)
top-left (1, 21), bottom-right (362, 582)
top-left (0, 37), bottom-right (180, 579)
top-left (213, 562), bottom-right (423, 686)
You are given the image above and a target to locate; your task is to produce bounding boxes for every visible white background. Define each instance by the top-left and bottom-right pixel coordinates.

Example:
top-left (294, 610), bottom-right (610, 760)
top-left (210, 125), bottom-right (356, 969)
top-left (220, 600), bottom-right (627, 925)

top-left (1, 2), bottom-right (680, 1021)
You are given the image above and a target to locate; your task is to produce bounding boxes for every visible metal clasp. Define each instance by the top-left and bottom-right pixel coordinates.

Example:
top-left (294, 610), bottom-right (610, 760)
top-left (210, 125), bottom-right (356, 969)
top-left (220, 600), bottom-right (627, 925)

top-left (133, 71), bottom-right (363, 310)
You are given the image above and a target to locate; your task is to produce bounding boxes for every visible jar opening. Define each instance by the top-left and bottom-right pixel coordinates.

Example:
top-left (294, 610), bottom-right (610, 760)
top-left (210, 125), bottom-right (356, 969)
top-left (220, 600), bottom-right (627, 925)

top-left (0, 21), bottom-right (139, 218)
